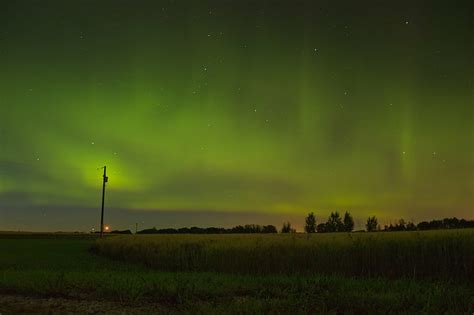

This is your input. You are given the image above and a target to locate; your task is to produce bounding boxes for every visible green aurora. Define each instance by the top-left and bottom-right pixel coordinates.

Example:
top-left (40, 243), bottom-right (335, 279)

top-left (0, 1), bottom-right (473, 231)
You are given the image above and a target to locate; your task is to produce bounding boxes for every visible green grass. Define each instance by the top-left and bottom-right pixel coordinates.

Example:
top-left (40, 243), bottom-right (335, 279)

top-left (93, 229), bottom-right (474, 280)
top-left (0, 233), bottom-right (473, 314)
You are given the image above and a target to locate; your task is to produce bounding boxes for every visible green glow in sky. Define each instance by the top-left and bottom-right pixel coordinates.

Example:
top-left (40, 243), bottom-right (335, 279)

top-left (0, 1), bottom-right (472, 231)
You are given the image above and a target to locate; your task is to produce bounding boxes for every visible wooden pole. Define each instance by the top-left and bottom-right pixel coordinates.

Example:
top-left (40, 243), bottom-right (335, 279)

top-left (100, 166), bottom-right (107, 237)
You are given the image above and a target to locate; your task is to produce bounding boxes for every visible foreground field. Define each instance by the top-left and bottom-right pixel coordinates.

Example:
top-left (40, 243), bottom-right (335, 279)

top-left (0, 232), bottom-right (473, 314)
top-left (94, 229), bottom-right (474, 280)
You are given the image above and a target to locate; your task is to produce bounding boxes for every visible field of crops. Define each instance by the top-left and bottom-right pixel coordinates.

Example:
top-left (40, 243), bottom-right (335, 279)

top-left (1, 231), bottom-right (473, 313)
top-left (93, 229), bottom-right (474, 280)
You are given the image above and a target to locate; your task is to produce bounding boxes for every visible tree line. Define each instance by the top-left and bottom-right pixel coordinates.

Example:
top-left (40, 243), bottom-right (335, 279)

top-left (302, 212), bottom-right (474, 233)
top-left (134, 224), bottom-right (278, 235)
top-left (300, 212), bottom-right (378, 233)
top-left (108, 214), bottom-right (474, 235)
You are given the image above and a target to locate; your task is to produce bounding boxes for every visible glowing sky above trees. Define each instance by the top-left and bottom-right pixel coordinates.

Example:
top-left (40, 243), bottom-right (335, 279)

top-left (0, 1), bottom-right (473, 231)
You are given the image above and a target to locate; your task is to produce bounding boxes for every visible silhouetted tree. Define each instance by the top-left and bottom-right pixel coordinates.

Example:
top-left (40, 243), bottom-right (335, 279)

top-left (262, 225), bottom-right (278, 233)
top-left (366, 216), bottom-right (378, 232)
top-left (417, 221), bottom-right (430, 230)
top-left (230, 225), bottom-right (245, 233)
top-left (327, 212), bottom-right (344, 232)
top-left (246, 224), bottom-right (263, 233)
top-left (372, 216), bottom-right (474, 232)
top-left (406, 221), bottom-right (417, 231)
top-left (429, 220), bottom-right (443, 229)
top-left (137, 227), bottom-right (158, 234)
top-left (383, 218), bottom-right (419, 232)
top-left (205, 227), bottom-right (225, 234)
top-left (444, 217), bottom-right (457, 229)
top-left (304, 212), bottom-right (317, 233)
top-left (343, 211), bottom-right (354, 232)
top-left (398, 219), bottom-right (406, 231)
top-left (316, 223), bottom-right (328, 233)
top-left (281, 222), bottom-right (295, 233)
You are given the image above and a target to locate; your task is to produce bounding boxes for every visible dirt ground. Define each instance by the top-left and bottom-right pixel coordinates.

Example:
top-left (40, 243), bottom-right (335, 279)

top-left (0, 294), bottom-right (173, 315)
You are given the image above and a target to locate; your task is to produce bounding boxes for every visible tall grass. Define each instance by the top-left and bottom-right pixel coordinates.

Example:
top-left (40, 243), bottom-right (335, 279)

top-left (93, 229), bottom-right (474, 280)
top-left (1, 235), bottom-right (473, 313)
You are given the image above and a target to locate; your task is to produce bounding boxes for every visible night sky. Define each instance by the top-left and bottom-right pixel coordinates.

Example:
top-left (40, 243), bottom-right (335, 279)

top-left (1, 0), bottom-right (473, 232)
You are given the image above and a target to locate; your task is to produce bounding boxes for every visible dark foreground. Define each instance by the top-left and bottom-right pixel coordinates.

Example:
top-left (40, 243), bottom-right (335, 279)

top-left (0, 234), bottom-right (472, 314)
top-left (0, 294), bottom-right (169, 314)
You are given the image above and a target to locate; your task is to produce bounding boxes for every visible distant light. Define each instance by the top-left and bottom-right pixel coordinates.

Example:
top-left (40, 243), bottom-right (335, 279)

top-left (105, 225), bottom-right (110, 231)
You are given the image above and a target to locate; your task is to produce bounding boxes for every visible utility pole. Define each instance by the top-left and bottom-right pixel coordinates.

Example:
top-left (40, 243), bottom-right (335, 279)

top-left (99, 166), bottom-right (108, 237)
top-left (135, 222), bottom-right (138, 234)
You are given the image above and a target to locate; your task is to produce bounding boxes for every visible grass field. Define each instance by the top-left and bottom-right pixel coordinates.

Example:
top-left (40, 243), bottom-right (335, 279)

top-left (0, 231), bottom-right (473, 314)
top-left (93, 229), bottom-right (474, 280)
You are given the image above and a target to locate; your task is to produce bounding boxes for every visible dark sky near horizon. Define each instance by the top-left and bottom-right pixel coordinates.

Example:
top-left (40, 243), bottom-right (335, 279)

top-left (0, 0), bottom-right (473, 232)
